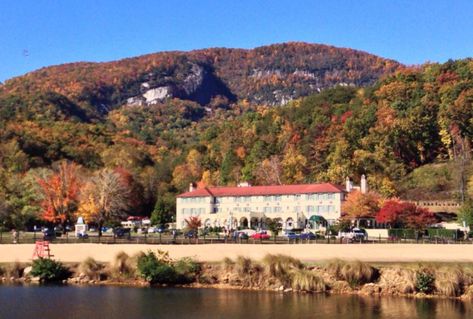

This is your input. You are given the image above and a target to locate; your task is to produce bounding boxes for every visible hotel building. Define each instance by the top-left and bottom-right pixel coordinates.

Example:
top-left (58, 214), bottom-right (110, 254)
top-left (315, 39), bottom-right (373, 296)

top-left (176, 182), bottom-right (347, 230)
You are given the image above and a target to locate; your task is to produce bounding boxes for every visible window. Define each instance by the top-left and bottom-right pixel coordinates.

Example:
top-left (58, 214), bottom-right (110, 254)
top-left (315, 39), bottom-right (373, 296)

top-left (273, 207), bottom-right (281, 213)
top-left (263, 207), bottom-right (272, 213)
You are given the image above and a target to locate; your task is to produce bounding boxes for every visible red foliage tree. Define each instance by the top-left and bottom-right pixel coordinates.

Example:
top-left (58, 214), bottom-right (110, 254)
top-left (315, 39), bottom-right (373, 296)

top-left (375, 199), bottom-right (405, 227)
top-left (376, 199), bottom-right (436, 230)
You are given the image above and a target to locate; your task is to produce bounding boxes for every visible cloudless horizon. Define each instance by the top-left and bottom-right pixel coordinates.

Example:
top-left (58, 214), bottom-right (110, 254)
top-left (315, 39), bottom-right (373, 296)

top-left (1, 0), bottom-right (472, 82)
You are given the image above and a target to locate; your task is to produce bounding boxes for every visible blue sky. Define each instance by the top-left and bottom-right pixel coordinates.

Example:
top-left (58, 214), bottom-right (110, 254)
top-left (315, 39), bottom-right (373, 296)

top-left (1, 0), bottom-right (472, 82)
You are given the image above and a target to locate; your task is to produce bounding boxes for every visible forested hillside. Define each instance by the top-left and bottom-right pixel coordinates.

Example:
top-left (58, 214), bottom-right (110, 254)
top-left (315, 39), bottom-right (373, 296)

top-left (0, 43), bottom-right (472, 229)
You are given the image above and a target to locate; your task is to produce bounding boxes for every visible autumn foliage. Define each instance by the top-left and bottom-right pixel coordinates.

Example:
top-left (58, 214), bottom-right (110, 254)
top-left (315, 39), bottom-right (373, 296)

top-left (37, 161), bottom-right (81, 224)
top-left (376, 199), bottom-right (436, 229)
top-left (341, 191), bottom-right (382, 220)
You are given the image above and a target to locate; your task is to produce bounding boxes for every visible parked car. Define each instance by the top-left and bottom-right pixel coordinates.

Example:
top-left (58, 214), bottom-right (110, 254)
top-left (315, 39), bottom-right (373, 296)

top-left (77, 232), bottom-right (89, 239)
top-left (114, 227), bottom-right (131, 238)
top-left (184, 230), bottom-right (197, 238)
top-left (299, 232), bottom-right (317, 240)
top-left (42, 228), bottom-right (56, 240)
top-left (251, 231), bottom-right (271, 240)
top-left (338, 228), bottom-right (367, 241)
top-left (283, 231), bottom-right (300, 240)
top-left (233, 231), bottom-right (249, 240)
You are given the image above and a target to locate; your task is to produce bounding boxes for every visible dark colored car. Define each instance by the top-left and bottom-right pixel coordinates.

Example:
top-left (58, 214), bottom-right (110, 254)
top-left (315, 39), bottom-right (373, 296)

top-left (114, 227), bottom-right (131, 238)
top-left (42, 228), bottom-right (56, 240)
top-left (300, 232), bottom-right (317, 240)
top-left (233, 231), bottom-right (249, 240)
top-left (184, 230), bottom-right (197, 238)
top-left (283, 231), bottom-right (300, 240)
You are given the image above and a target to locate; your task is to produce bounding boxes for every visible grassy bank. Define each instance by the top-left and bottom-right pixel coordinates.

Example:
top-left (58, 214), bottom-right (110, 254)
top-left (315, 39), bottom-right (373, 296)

top-left (2, 251), bottom-right (473, 300)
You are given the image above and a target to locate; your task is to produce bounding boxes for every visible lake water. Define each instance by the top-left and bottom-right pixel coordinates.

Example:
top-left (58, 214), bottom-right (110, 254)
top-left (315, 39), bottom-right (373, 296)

top-left (0, 286), bottom-right (472, 319)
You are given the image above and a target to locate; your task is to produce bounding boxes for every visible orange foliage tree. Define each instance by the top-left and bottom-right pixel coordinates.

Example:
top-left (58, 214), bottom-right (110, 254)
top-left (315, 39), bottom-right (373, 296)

top-left (37, 161), bottom-right (82, 228)
top-left (341, 191), bottom-right (382, 226)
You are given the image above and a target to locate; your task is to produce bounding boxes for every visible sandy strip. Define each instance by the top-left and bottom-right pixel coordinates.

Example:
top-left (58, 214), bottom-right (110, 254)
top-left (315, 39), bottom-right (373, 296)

top-left (1, 243), bottom-right (473, 264)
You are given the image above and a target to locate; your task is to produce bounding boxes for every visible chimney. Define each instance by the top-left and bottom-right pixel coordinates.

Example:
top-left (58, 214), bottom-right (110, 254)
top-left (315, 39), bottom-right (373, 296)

top-left (189, 183), bottom-right (195, 192)
top-left (345, 177), bottom-right (353, 192)
top-left (360, 174), bottom-right (368, 194)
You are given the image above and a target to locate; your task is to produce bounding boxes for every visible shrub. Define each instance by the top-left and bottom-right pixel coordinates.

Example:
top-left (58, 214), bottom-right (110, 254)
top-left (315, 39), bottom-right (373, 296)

top-left (30, 258), bottom-right (70, 282)
top-left (173, 257), bottom-right (201, 284)
top-left (137, 251), bottom-right (177, 284)
top-left (415, 270), bottom-right (435, 294)
top-left (291, 269), bottom-right (326, 292)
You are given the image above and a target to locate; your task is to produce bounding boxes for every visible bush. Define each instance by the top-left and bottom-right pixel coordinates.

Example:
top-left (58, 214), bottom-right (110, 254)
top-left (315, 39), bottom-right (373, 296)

top-left (30, 258), bottom-right (70, 282)
top-left (415, 270), bottom-right (435, 294)
top-left (173, 257), bottom-right (201, 284)
top-left (137, 251), bottom-right (177, 284)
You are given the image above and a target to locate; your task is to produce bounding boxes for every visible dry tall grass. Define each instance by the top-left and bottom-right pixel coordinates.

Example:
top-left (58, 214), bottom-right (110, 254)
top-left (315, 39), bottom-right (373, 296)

top-left (325, 260), bottom-right (378, 287)
top-left (434, 266), bottom-right (465, 297)
top-left (378, 267), bottom-right (416, 294)
top-left (79, 257), bottom-right (105, 281)
top-left (291, 269), bottom-right (326, 292)
top-left (234, 256), bottom-right (264, 287)
top-left (5, 261), bottom-right (24, 279)
top-left (262, 254), bottom-right (303, 286)
top-left (222, 257), bottom-right (235, 271)
top-left (110, 251), bottom-right (136, 279)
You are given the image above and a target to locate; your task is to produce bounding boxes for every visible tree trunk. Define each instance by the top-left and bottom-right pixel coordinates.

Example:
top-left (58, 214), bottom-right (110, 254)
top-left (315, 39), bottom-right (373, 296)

top-left (98, 220), bottom-right (103, 237)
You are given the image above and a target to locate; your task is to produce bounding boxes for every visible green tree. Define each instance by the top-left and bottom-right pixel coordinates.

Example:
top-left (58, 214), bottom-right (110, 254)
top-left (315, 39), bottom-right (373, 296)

top-left (458, 200), bottom-right (473, 228)
top-left (150, 198), bottom-right (167, 227)
top-left (266, 218), bottom-right (282, 238)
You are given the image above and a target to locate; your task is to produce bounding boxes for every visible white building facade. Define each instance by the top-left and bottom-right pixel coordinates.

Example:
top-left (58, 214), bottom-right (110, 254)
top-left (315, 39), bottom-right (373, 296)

top-left (176, 183), bottom-right (346, 230)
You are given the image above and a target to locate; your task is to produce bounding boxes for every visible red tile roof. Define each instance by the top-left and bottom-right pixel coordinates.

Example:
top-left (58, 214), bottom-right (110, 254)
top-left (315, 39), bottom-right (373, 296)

top-left (177, 183), bottom-right (345, 198)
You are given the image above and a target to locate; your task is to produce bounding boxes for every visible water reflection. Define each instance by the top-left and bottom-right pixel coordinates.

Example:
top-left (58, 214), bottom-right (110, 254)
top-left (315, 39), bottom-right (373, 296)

top-left (0, 286), bottom-right (471, 319)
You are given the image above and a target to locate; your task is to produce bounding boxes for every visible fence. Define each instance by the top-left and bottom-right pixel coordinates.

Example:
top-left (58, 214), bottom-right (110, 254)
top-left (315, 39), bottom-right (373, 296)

top-left (1, 231), bottom-right (472, 245)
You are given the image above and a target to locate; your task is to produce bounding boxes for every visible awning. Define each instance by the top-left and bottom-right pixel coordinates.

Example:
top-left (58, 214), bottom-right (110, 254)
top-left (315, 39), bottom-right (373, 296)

top-left (309, 215), bottom-right (327, 223)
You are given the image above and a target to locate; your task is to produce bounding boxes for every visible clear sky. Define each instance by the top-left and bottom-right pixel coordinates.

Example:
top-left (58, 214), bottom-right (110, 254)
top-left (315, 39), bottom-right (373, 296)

top-left (1, 0), bottom-right (472, 82)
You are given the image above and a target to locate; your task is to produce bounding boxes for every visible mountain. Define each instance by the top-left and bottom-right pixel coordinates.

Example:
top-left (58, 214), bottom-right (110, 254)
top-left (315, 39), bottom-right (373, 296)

top-left (2, 42), bottom-right (472, 228)
top-left (0, 42), bottom-right (400, 120)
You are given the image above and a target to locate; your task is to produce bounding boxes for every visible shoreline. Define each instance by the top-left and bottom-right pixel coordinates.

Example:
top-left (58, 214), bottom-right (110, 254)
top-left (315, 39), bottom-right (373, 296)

top-left (2, 275), bottom-right (472, 302)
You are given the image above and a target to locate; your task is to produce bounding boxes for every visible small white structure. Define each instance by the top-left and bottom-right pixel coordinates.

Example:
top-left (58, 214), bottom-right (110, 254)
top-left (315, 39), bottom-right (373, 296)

top-left (75, 216), bottom-right (88, 237)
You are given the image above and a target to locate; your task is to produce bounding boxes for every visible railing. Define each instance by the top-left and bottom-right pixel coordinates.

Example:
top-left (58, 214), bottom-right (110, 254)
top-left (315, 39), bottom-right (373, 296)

top-left (0, 231), bottom-right (472, 245)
